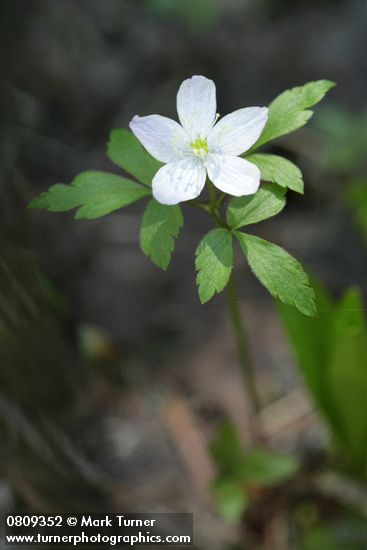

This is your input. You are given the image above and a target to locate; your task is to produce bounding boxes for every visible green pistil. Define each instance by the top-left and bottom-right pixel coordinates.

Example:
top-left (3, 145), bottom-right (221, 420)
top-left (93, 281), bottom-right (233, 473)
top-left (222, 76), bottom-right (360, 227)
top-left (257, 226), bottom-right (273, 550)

top-left (191, 137), bottom-right (209, 158)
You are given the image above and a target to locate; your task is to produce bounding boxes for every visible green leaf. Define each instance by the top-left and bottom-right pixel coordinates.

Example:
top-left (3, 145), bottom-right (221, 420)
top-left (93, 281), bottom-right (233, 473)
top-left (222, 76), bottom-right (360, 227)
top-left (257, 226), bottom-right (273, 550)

top-left (227, 183), bottom-right (286, 229)
top-left (238, 449), bottom-right (299, 487)
top-left (28, 171), bottom-right (150, 219)
top-left (195, 228), bottom-right (233, 304)
top-left (276, 282), bottom-right (341, 436)
top-left (245, 154), bottom-right (304, 194)
top-left (210, 422), bottom-right (244, 475)
top-left (107, 129), bottom-right (163, 185)
top-left (29, 184), bottom-right (81, 211)
top-left (236, 233), bottom-right (316, 316)
top-left (332, 287), bottom-right (366, 335)
top-left (278, 284), bottom-right (367, 474)
top-left (328, 288), bottom-right (367, 471)
top-left (140, 199), bottom-right (183, 270)
top-left (254, 80), bottom-right (336, 149)
top-left (212, 478), bottom-right (248, 523)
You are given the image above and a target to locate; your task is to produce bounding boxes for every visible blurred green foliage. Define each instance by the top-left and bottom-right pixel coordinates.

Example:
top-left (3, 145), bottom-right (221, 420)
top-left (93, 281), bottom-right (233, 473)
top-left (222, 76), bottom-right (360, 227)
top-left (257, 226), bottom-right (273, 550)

top-left (315, 104), bottom-right (367, 248)
top-left (143, 0), bottom-right (221, 30)
top-left (210, 422), bottom-right (299, 522)
top-left (212, 477), bottom-right (248, 525)
top-left (345, 179), bottom-right (367, 245)
top-left (315, 106), bottom-right (367, 174)
top-left (301, 517), bottom-right (367, 550)
top-left (278, 284), bottom-right (367, 477)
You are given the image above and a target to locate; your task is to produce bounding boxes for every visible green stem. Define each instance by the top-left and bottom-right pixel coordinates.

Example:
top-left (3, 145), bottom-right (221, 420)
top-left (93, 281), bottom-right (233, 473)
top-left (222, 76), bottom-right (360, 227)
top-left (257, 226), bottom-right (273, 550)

top-left (227, 270), bottom-right (262, 421)
top-left (208, 181), bottom-right (226, 227)
top-left (187, 200), bottom-right (211, 214)
top-left (191, 192), bottom-right (262, 438)
top-left (208, 180), bottom-right (217, 211)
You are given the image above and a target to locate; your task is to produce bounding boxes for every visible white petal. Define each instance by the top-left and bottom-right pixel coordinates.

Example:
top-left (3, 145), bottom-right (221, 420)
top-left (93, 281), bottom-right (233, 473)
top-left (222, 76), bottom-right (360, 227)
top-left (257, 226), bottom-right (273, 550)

top-left (176, 75), bottom-right (217, 140)
top-left (129, 114), bottom-right (190, 163)
top-left (206, 154), bottom-right (260, 196)
top-left (152, 158), bottom-right (206, 205)
top-left (208, 107), bottom-right (268, 155)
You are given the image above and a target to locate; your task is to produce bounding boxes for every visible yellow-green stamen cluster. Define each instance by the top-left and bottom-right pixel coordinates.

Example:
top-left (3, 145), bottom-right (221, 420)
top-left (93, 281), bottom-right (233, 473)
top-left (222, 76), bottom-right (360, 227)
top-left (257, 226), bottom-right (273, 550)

top-left (191, 137), bottom-right (209, 159)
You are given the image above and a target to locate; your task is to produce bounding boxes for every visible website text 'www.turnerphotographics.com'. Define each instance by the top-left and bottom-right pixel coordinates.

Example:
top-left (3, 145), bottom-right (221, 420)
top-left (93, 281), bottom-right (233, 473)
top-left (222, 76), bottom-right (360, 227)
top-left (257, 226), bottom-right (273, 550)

top-left (4, 513), bottom-right (193, 547)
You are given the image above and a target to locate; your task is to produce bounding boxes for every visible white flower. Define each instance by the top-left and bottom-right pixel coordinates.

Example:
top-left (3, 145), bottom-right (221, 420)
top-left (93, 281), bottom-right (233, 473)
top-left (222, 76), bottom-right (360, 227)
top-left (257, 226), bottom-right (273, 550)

top-left (129, 75), bottom-right (268, 205)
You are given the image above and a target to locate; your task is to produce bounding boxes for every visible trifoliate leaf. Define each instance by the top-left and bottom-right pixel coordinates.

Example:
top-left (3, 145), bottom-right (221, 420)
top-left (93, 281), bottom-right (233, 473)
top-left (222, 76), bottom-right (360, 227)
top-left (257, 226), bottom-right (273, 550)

top-left (140, 199), bottom-right (183, 270)
top-left (238, 449), bottom-right (299, 487)
top-left (236, 232), bottom-right (316, 316)
top-left (245, 154), bottom-right (304, 194)
top-left (212, 478), bottom-right (248, 524)
top-left (254, 80), bottom-right (336, 149)
top-left (107, 129), bottom-right (163, 185)
top-left (195, 228), bottom-right (233, 304)
top-left (28, 171), bottom-right (150, 219)
top-left (227, 183), bottom-right (286, 229)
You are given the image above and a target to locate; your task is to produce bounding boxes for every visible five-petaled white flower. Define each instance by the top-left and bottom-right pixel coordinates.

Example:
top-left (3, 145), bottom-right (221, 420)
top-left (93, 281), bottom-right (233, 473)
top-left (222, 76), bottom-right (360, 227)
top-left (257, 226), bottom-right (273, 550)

top-left (129, 75), bottom-right (268, 205)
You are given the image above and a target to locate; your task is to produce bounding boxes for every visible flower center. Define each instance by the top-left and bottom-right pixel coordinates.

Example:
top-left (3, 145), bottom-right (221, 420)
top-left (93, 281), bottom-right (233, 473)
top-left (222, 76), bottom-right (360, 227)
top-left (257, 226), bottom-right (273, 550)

top-left (191, 137), bottom-right (209, 159)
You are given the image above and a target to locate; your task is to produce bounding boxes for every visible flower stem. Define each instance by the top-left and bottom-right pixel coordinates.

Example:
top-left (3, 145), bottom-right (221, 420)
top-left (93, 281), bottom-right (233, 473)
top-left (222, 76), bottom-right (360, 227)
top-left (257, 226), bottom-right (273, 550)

top-left (227, 270), bottom-right (262, 437)
top-left (207, 181), bottom-right (227, 227)
top-left (192, 193), bottom-right (262, 440)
